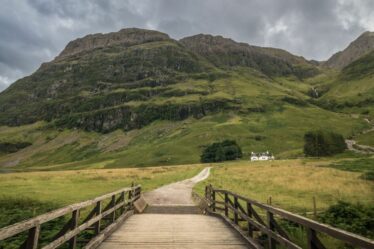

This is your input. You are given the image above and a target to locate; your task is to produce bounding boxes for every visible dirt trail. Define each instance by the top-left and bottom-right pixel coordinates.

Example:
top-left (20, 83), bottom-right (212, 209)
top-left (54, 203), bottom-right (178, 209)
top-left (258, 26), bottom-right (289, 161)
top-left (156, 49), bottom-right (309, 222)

top-left (345, 118), bottom-right (374, 154)
top-left (143, 167), bottom-right (210, 206)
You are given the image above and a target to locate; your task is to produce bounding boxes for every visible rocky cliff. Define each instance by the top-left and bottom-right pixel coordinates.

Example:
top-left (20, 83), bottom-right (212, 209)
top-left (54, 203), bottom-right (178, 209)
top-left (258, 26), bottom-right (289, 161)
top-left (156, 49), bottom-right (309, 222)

top-left (325, 31), bottom-right (374, 69)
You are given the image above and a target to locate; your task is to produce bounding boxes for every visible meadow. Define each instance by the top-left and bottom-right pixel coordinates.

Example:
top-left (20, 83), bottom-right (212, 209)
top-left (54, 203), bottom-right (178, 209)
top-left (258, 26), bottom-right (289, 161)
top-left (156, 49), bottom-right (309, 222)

top-left (194, 159), bottom-right (374, 214)
top-left (0, 157), bottom-right (373, 248)
top-left (0, 164), bottom-right (204, 228)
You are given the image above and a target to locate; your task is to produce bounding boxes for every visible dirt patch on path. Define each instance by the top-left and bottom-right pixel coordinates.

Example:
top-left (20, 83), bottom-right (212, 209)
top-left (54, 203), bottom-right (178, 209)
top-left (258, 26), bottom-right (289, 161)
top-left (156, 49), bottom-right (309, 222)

top-left (143, 167), bottom-right (210, 206)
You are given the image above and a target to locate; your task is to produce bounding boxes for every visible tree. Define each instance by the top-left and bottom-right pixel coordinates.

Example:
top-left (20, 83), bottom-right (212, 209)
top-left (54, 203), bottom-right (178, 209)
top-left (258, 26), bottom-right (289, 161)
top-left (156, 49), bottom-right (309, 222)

top-left (200, 140), bottom-right (242, 163)
top-left (304, 130), bottom-right (346, 157)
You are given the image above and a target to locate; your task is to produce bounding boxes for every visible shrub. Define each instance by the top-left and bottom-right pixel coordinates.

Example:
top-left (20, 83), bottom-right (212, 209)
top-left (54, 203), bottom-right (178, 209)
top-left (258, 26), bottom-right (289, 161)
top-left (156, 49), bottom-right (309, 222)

top-left (360, 171), bottom-right (374, 181)
top-left (320, 201), bottom-right (374, 237)
top-left (303, 130), bottom-right (346, 157)
top-left (200, 140), bottom-right (242, 163)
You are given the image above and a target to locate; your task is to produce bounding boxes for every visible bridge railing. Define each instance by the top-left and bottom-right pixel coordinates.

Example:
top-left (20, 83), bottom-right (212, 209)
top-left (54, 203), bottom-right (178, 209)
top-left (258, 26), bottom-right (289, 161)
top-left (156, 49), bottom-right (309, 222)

top-left (0, 185), bottom-right (141, 249)
top-left (205, 185), bottom-right (374, 249)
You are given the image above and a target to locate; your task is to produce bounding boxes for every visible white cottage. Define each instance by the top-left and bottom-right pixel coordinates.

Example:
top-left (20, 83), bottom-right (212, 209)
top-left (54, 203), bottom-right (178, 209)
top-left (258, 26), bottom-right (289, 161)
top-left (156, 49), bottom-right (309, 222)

top-left (251, 151), bottom-right (274, 161)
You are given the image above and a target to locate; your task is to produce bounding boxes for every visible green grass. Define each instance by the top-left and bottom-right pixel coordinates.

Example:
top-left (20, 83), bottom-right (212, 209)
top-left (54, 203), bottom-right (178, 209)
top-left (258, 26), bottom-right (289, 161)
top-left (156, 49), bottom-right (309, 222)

top-left (0, 164), bottom-right (204, 228)
top-left (0, 102), bottom-right (368, 171)
top-left (194, 160), bottom-right (374, 213)
top-left (356, 130), bottom-right (374, 146)
top-left (326, 157), bottom-right (374, 173)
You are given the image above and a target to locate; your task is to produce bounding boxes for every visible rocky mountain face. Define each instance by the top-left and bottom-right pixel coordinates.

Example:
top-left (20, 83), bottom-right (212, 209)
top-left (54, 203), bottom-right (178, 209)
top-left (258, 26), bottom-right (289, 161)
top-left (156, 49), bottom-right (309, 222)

top-left (0, 28), bottom-right (373, 168)
top-left (0, 28), bottom-right (372, 134)
top-left (325, 31), bottom-right (374, 69)
top-left (180, 34), bottom-right (318, 78)
top-left (0, 28), bottom-right (321, 132)
top-left (54, 28), bottom-right (170, 61)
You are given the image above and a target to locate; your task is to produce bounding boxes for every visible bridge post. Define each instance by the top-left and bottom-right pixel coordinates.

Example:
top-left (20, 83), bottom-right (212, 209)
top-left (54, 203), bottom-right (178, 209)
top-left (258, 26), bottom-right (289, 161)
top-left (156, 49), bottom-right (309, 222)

top-left (120, 191), bottom-right (125, 214)
top-left (25, 225), bottom-right (40, 249)
top-left (234, 196), bottom-right (239, 224)
top-left (246, 202), bottom-right (253, 238)
top-left (307, 228), bottom-right (326, 249)
top-left (69, 210), bottom-right (79, 249)
top-left (224, 193), bottom-right (228, 217)
top-left (212, 189), bottom-right (216, 212)
top-left (111, 195), bottom-right (116, 222)
top-left (94, 201), bottom-right (102, 235)
top-left (267, 211), bottom-right (276, 249)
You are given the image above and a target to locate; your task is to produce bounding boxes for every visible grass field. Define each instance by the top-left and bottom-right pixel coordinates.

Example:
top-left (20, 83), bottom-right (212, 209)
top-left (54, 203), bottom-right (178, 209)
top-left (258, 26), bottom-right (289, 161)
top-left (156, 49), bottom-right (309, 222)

top-left (194, 159), bottom-right (374, 214)
top-left (0, 164), bottom-right (204, 228)
top-left (1, 158), bottom-right (373, 248)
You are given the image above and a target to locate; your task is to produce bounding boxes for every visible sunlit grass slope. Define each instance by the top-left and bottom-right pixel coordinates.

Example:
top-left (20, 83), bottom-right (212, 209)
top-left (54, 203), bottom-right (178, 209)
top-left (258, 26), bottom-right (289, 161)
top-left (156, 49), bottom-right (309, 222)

top-left (195, 160), bottom-right (374, 214)
top-left (0, 164), bottom-right (204, 228)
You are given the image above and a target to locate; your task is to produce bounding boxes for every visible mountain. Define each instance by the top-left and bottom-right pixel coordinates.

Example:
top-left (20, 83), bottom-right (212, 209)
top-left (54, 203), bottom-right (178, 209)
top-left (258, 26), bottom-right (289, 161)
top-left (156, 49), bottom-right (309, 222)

top-left (180, 34), bottom-right (319, 78)
top-left (324, 31), bottom-right (374, 69)
top-left (0, 29), bottom-right (318, 131)
top-left (0, 82), bottom-right (7, 92)
top-left (0, 28), bottom-right (372, 170)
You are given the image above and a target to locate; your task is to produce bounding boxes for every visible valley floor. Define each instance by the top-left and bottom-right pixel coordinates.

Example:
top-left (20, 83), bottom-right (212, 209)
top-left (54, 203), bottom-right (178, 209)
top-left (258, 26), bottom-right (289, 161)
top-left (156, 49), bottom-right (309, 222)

top-left (1, 158), bottom-right (373, 229)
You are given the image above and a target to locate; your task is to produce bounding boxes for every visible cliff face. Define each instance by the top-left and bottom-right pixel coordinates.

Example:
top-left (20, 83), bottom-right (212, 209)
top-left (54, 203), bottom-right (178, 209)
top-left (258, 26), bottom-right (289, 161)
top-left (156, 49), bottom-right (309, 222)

top-left (180, 34), bottom-right (319, 78)
top-left (325, 31), bottom-right (374, 69)
top-left (55, 28), bottom-right (170, 61)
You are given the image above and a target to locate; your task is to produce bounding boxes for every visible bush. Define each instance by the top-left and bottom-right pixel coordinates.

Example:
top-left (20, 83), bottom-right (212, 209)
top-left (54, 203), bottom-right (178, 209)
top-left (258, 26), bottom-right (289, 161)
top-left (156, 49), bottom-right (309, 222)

top-left (303, 130), bottom-right (346, 157)
top-left (360, 171), bottom-right (374, 181)
top-left (200, 140), bottom-right (242, 163)
top-left (320, 201), bottom-right (374, 237)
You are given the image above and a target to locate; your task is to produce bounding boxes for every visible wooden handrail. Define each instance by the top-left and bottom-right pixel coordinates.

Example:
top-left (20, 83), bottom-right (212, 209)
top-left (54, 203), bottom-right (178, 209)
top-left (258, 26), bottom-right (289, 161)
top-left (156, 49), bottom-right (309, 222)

top-left (0, 185), bottom-right (141, 249)
top-left (205, 185), bottom-right (374, 249)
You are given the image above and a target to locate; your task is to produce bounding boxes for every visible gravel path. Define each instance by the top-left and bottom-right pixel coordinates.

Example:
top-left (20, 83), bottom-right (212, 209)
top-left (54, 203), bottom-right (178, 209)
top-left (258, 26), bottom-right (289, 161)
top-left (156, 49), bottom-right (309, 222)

top-left (345, 118), bottom-right (374, 154)
top-left (143, 167), bottom-right (210, 206)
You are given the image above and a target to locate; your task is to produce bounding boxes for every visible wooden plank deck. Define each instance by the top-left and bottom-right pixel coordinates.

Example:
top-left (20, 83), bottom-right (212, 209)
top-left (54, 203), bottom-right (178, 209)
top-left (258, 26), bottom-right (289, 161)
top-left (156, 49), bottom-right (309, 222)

top-left (98, 214), bottom-right (248, 249)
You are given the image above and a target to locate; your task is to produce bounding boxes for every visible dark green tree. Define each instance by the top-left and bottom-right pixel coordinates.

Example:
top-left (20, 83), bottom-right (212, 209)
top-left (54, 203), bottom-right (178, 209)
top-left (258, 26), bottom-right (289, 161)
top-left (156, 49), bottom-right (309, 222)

top-left (200, 140), bottom-right (242, 163)
top-left (304, 130), bottom-right (346, 157)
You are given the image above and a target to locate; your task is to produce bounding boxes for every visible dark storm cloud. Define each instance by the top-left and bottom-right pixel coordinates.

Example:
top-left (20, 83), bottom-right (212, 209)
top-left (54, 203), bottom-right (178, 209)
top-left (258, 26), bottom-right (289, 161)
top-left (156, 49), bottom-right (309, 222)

top-left (0, 0), bottom-right (373, 91)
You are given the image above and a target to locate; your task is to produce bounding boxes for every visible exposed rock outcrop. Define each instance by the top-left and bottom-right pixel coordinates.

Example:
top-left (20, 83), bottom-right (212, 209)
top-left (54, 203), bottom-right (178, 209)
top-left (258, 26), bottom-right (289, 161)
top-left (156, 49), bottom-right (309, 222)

top-left (325, 31), bottom-right (374, 69)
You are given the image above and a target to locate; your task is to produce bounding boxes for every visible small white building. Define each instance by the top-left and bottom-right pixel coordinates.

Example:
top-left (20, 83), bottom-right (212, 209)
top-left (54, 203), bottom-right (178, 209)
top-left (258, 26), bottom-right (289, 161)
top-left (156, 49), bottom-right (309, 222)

top-left (251, 151), bottom-right (274, 161)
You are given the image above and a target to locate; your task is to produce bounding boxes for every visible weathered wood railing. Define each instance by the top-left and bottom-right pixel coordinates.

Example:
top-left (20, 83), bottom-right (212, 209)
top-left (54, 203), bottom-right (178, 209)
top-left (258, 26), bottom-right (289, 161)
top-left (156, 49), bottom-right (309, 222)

top-left (205, 185), bottom-right (374, 249)
top-left (0, 185), bottom-right (141, 249)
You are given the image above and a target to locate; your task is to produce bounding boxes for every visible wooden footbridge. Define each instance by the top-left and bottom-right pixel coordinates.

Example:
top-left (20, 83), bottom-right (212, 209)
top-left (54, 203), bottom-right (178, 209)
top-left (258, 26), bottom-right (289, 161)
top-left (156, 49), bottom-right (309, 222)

top-left (1, 182), bottom-right (374, 248)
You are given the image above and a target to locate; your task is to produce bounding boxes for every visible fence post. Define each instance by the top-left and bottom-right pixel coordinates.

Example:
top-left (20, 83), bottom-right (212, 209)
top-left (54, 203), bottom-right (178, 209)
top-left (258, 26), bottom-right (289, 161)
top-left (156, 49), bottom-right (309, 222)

top-left (267, 211), bottom-right (276, 249)
top-left (111, 195), bottom-right (116, 222)
top-left (307, 228), bottom-right (318, 249)
top-left (25, 225), bottom-right (40, 249)
top-left (120, 191), bottom-right (125, 214)
top-left (94, 201), bottom-right (102, 235)
top-left (247, 202), bottom-right (253, 238)
top-left (212, 189), bottom-right (216, 212)
top-left (224, 193), bottom-right (229, 217)
top-left (234, 196), bottom-right (239, 224)
top-left (69, 210), bottom-right (79, 249)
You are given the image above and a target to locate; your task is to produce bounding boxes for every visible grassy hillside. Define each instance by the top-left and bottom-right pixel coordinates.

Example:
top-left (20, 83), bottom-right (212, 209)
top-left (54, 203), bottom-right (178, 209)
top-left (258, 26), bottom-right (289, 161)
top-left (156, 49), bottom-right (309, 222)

top-left (0, 28), bottom-right (373, 170)
top-left (0, 104), bottom-right (368, 171)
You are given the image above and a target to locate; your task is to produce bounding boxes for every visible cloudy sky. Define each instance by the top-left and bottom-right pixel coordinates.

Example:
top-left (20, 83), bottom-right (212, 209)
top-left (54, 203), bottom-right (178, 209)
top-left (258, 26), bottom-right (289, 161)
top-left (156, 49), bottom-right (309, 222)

top-left (0, 0), bottom-right (373, 91)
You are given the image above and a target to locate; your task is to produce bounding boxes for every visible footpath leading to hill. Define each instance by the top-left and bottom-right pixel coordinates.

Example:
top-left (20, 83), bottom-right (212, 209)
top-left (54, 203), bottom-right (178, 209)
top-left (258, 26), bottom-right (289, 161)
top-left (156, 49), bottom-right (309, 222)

top-left (143, 167), bottom-right (210, 205)
top-left (346, 118), bottom-right (374, 154)
top-left (98, 167), bottom-right (249, 249)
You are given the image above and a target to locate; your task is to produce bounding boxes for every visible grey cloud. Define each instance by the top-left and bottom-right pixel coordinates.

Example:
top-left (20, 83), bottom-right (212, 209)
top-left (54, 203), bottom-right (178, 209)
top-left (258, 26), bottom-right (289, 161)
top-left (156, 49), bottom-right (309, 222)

top-left (0, 0), bottom-right (373, 88)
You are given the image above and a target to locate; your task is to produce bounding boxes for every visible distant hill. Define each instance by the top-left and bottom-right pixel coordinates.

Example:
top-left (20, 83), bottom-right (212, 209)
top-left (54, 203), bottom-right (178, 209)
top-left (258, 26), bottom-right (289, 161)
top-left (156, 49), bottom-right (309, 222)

top-left (324, 31), bottom-right (374, 69)
top-left (0, 28), bottom-right (372, 170)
